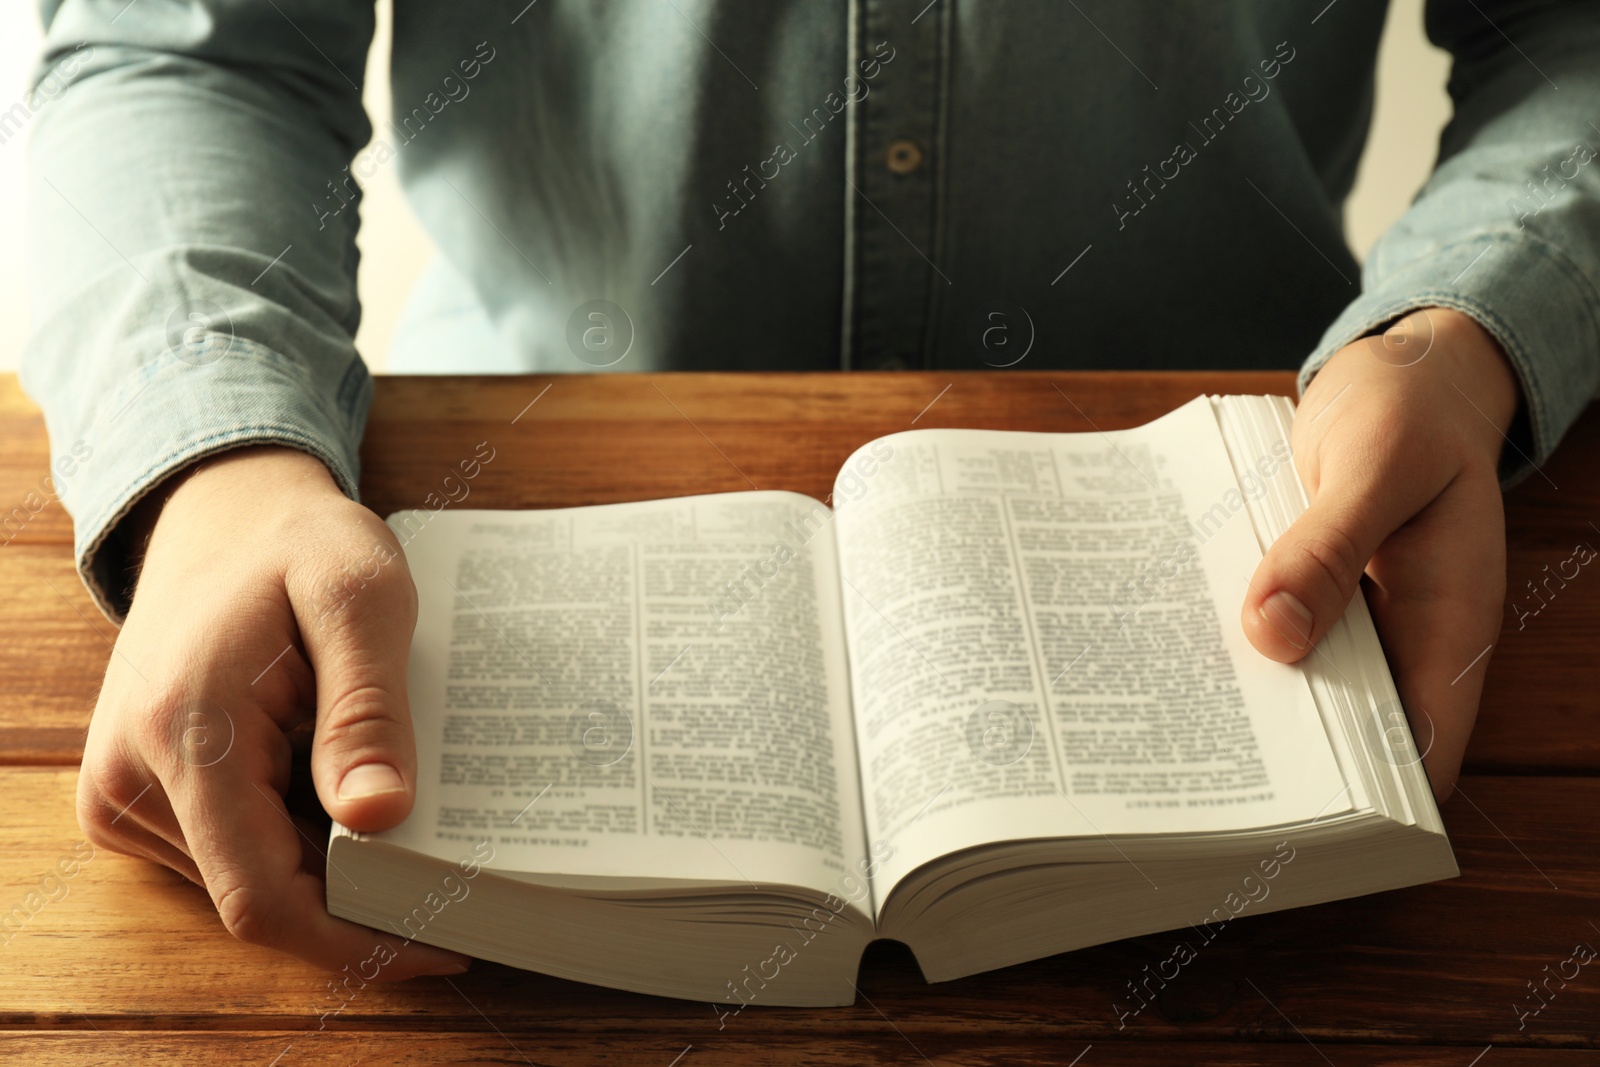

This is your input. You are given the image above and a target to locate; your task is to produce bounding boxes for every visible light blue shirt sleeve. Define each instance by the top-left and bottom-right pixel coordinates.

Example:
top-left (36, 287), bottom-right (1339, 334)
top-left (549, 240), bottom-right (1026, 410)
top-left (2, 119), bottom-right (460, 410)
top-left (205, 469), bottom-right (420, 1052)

top-left (22, 0), bottom-right (377, 621)
top-left (1300, 0), bottom-right (1600, 487)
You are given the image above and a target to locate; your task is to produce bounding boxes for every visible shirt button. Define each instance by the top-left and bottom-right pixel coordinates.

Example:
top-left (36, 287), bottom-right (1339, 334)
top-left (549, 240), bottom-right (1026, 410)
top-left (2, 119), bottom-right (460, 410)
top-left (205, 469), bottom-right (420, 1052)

top-left (885, 139), bottom-right (923, 175)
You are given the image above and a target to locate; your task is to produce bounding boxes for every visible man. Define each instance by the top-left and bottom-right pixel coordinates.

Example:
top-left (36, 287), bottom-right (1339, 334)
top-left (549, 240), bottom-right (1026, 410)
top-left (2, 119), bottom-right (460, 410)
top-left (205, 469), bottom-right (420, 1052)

top-left (22, 0), bottom-right (1600, 979)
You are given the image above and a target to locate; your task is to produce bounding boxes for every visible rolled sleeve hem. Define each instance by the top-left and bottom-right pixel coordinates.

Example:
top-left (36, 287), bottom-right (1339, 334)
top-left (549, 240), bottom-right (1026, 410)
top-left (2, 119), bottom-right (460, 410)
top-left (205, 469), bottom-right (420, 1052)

top-left (72, 338), bottom-right (369, 623)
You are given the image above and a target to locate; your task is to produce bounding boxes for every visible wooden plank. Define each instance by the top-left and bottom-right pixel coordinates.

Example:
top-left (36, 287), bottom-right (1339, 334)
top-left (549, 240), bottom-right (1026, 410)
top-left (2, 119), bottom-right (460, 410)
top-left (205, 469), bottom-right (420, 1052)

top-left (9, 368), bottom-right (1597, 546)
top-left (355, 372), bottom-right (1297, 518)
top-left (2, 768), bottom-right (1595, 1045)
top-left (0, 375), bottom-right (76, 547)
top-left (0, 1033), bottom-right (1574, 1067)
top-left (1476, 544), bottom-right (1600, 773)
top-left (6, 369), bottom-right (1600, 771)
top-left (0, 546), bottom-right (101, 763)
top-left (1501, 404), bottom-right (1600, 548)
top-left (12, 371), bottom-right (1275, 551)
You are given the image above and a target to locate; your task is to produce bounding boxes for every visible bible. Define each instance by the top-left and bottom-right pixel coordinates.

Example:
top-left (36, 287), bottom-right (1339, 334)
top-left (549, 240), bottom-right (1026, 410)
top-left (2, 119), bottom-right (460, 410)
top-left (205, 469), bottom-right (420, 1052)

top-left (325, 393), bottom-right (1456, 1006)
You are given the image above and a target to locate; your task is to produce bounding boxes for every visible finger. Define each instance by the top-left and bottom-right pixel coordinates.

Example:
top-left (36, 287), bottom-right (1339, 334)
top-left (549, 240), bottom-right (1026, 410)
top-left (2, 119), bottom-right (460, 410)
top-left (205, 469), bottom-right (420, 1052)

top-left (110, 819), bottom-right (205, 887)
top-left (113, 701), bottom-right (295, 871)
top-left (76, 780), bottom-right (203, 886)
top-left (155, 725), bottom-right (294, 857)
top-left (171, 728), bottom-right (471, 978)
top-left (101, 807), bottom-right (202, 884)
top-left (290, 531), bottom-right (421, 833)
top-left (1242, 467), bottom-right (1432, 664)
top-left (76, 753), bottom-right (203, 883)
top-left (1361, 476), bottom-right (1505, 800)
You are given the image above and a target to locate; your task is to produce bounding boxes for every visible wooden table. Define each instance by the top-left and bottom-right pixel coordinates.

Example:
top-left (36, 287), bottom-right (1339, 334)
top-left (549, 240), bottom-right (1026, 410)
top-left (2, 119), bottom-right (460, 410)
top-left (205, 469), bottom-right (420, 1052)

top-left (3, 371), bottom-right (1597, 1064)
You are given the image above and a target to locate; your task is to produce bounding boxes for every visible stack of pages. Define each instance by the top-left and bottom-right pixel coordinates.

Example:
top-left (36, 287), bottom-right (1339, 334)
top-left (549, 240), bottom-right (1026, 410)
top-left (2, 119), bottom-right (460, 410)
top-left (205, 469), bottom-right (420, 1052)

top-left (327, 394), bottom-right (1456, 1006)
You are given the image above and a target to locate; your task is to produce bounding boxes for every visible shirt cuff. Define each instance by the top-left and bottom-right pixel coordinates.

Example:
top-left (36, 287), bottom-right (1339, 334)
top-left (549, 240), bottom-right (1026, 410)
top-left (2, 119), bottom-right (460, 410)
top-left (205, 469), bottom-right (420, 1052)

top-left (68, 339), bottom-right (370, 623)
top-left (1298, 232), bottom-right (1600, 489)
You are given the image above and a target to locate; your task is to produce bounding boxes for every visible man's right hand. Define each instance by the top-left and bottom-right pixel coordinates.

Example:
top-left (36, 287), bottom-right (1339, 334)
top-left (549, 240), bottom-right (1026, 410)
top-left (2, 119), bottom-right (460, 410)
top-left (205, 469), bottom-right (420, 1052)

top-left (76, 445), bottom-right (471, 977)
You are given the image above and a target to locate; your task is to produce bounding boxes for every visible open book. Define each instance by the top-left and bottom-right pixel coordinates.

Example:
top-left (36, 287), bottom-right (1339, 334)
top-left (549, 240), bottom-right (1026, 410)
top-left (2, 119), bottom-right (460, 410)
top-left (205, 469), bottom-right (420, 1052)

top-left (326, 394), bottom-right (1456, 1007)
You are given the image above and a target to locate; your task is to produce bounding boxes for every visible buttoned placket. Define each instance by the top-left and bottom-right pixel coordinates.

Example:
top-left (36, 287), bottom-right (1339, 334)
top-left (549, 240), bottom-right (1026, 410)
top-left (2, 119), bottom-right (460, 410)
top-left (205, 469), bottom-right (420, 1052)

top-left (841, 0), bottom-right (952, 371)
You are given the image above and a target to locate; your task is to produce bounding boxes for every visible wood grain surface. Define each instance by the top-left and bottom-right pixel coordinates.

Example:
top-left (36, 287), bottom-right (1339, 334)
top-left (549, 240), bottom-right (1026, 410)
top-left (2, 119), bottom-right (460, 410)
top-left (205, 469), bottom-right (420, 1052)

top-left (3, 371), bottom-right (1597, 1063)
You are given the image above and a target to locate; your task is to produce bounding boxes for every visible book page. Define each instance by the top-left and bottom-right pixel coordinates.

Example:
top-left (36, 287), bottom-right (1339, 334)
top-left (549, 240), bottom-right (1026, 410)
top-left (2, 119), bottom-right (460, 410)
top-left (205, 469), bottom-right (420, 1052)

top-left (833, 397), bottom-right (1349, 895)
top-left (371, 492), bottom-right (868, 901)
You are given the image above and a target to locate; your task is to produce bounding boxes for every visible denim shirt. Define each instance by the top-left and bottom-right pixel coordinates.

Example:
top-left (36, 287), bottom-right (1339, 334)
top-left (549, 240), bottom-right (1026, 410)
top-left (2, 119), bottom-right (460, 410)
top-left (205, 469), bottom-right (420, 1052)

top-left (20, 0), bottom-right (1600, 621)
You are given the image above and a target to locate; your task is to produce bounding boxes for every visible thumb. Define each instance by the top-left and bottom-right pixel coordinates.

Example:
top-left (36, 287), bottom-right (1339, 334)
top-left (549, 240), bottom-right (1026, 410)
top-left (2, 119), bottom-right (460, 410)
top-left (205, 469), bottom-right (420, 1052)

top-left (1242, 477), bottom-right (1414, 663)
top-left (293, 540), bottom-right (420, 832)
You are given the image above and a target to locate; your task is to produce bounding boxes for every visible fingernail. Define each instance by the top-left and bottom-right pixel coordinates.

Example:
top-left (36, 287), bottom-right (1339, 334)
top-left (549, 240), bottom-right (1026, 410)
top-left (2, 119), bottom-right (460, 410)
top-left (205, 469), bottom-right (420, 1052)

top-left (338, 762), bottom-right (405, 801)
top-left (421, 960), bottom-right (472, 976)
top-left (1260, 591), bottom-right (1313, 650)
